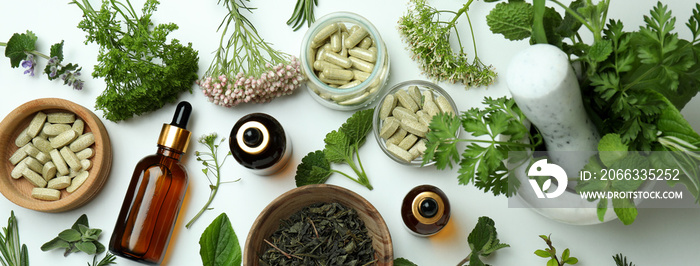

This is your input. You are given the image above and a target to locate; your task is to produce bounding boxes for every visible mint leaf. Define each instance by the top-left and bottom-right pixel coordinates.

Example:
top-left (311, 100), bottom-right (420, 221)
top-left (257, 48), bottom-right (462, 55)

top-left (295, 150), bottom-right (332, 187)
top-left (339, 108), bottom-right (374, 146)
top-left (323, 130), bottom-right (350, 163)
top-left (463, 216), bottom-right (509, 265)
top-left (587, 39), bottom-right (613, 63)
top-left (486, 1), bottom-right (533, 41)
top-left (5, 30), bottom-right (37, 67)
top-left (199, 213), bottom-right (241, 266)
top-left (597, 133), bottom-right (628, 167)
top-left (612, 198), bottom-right (638, 225)
top-left (394, 257), bottom-right (418, 266)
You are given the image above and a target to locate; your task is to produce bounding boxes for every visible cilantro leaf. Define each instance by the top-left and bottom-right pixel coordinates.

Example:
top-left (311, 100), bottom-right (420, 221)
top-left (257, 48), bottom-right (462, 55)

top-left (295, 150), bottom-right (332, 187)
top-left (423, 112), bottom-right (461, 169)
top-left (486, 1), bottom-right (533, 41)
top-left (460, 216), bottom-right (509, 266)
top-left (4, 30), bottom-right (37, 67)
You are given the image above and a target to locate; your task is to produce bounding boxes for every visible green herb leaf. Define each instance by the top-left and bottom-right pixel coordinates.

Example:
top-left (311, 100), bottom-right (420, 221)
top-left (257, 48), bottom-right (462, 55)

top-left (613, 253), bottom-right (635, 266)
top-left (323, 130), bottom-right (350, 163)
top-left (58, 229), bottom-right (82, 242)
top-left (339, 108), bottom-right (374, 147)
top-left (535, 249), bottom-right (551, 258)
top-left (49, 41), bottom-right (65, 61)
top-left (423, 112), bottom-right (461, 169)
top-left (75, 241), bottom-right (97, 255)
top-left (597, 133), bottom-right (628, 167)
top-left (88, 253), bottom-right (117, 266)
top-left (486, 1), bottom-right (534, 41)
top-left (0, 211), bottom-right (30, 266)
top-left (612, 198), bottom-right (638, 225)
top-left (394, 257), bottom-right (418, 266)
top-left (4, 30), bottom-right (36, 68)
top-left (40, 238), bottom-right (71, 251)
top-left (199, 213), bottom-right (241, 266)
top-left (462, 216), bottom-right (509, 265)
top-left (295, 150), bottom-right (332, 187)
top-left (72, 214), bottom-right (89, 230)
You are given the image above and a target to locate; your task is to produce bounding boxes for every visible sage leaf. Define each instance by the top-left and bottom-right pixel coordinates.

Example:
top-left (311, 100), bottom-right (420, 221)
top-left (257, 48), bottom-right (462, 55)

top-left (76, 241), bottom-right (97, 255)
top-left (41, 237), bottom-right (71, 251)
top-left (71, 214), bottom-right (89, 230)
top-left (58, 229), bottom-right (81, 242)
top-left (199, 213), bottom-right (241, 266)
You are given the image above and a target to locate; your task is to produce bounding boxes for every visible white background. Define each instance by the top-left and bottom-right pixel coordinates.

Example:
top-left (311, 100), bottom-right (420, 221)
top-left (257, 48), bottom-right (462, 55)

top-left (2, 0), bottom-right (700, 265)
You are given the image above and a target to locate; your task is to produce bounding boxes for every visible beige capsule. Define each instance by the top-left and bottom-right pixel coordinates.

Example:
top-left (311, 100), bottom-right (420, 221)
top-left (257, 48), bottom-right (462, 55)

top-left (348, 47), bottom-right (376, 63)
top-left (344, 27), bottom-right (368, 48)
top-left (35, 151), bottom-right (51, 164)
top-left (408, 86), bottom-right (423, 107)
top-left (322, 68), bottom-right (354, 81)
top-left (11, 161), bottom-right (27, 179)
top-left (338, 80), bottom-right (362, 89)
top-left (379, 94), bottom-right (397, 120)
top-left (15, 128), bottom-right (32, 147)
top-left (75, 148), bottom-right (94, 160)
top-left (80, 159), bottom-right (92, 171)
top-left (348, 56), bottom-right (374, 73)
top-left (31, 188), bottom-right (60, 201)
top-left (423, 99), bottom-right (440, 117)
top-left (42, 123), bottom-right (72, 136)
top-left (386, 128), bottom-right (407, 145)
top-left (312, 23), bottom-right (339, 43)
top-left (322, 51), bottom-right (353, 68)
top-left (395, 89), bottom-right (419, 113)
top-left (398, 134), bottom-right (419, 151)
top-left (72, 118), bottom-right (85, 135)
top-left (21, 143), bottom-right (40, 157)
top-left (358, 37), bottom-right (373, 49)
top-left (32, 137), bottom-right (53, 154)
top-left (338, 92), bottom-right (370, 106)
top-left (47, 112), bottom-right (75, 124)
top-left (47, 176), bottom-right (72, 190)
top-left (330, 30), bottom-right (342, 52)
top-left (50, 129), bottom-right (78, 149)
top-left (436, 95), bottom-right (455, 115)
top-left (416, 110), bottom-right (433, 128)
top-left (42, 161), bottom-right (57, 181)
top-left (9, 148), bottom-right (27, 165)
top-left (23, 156), bottom-right (43, 174)
top-left (392, 106), bottom-right (418, 122)
top-left (49, 149), bottom-right (70, 176)
top-left (69, 132), bottom-right (95, 152)
top-left (22, 168), bottom-right (47, 188)
top-left (409, 139), bottom-right (428, 159)
top-left (60, 147), bottom-right (82, 171)
top-left (318, 73), bottom-right (349, 86)
top-left (313, 60), bottom-right (342, 72)
top-left (400, 118), bottom-right (429, 138)
top-left (352, 70), bottom-right (370, 82)
top-left (379, 117), bottom-right (400, 139)
top-left (387, 143), bottom-right (413, 163)
top-left (66, 171), bottom-right (89, 193)
top-left (26, 112), bottom-right (47, 138)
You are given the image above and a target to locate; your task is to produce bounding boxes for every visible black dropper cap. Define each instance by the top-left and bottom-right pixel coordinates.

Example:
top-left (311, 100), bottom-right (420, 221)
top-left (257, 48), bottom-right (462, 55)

top-left (158, 101), bottom-right (193, 153)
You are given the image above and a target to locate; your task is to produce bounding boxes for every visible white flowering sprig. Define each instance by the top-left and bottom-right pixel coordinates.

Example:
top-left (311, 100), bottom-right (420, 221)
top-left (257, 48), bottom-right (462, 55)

top-left (186, 133), bottom-right (240, 229)
top-left (398, 0), bottom-right (497, 88)
top-left (198, 0), bottom-right (305, 107)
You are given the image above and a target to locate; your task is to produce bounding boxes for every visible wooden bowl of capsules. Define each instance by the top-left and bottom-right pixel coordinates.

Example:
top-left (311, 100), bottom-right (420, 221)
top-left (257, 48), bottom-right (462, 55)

top-left (244, 184), bottom-right (393, 265)
top-left (0, 98), bottom-right (112, 212)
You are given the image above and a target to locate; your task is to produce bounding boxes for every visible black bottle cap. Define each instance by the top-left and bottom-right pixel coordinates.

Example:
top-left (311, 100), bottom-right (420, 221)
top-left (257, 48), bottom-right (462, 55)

top-left (170, 101), bottom-right (192, 129)
top-left (419, 198), bottom-right (439, 218)
top-left (243, 127), bottom-right (264, 147)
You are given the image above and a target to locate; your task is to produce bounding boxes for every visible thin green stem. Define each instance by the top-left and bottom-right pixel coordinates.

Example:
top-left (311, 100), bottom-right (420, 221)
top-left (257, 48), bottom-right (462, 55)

top-left (453, 138), bottom-right (538, 148)
top-left (549, 0), bottom-right (598, 39)
top-left (0, 42), bottom-right (6, 46)
top-left (464, 11), bottom-right (479, 59)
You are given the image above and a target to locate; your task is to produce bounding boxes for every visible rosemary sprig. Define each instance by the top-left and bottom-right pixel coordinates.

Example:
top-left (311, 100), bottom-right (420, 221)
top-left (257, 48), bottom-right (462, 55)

top-left (287, 0), bottom-right (319, 31)
top-left (0, 211), bottom-right (29, 266)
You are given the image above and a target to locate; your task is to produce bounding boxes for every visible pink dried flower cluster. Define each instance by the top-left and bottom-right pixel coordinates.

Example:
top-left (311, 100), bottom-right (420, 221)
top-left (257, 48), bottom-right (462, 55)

top-left (198, 57), bottom-right (305, 107)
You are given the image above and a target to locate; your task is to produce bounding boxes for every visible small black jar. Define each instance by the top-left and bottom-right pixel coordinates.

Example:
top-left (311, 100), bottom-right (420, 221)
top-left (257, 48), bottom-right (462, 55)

top-left (229, 113), bottom-right (292, 175)
top-left (401, 184), bottom-right (451, 236)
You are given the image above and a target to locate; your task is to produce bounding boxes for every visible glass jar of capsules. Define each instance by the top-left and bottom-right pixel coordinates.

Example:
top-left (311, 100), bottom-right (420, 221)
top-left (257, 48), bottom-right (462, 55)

top-left (300, 12), bottom-right (390, 111)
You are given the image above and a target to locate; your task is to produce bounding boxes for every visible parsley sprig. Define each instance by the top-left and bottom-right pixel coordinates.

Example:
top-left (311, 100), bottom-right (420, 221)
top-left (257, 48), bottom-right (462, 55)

top-left (423, 97), bottom-right (542, 196)
top-left (72, 0), bottom-right (199, 122)
top-left (295, 109), bottom-right (374, 190)
top-left (398, 0), bottom-right (497, 88)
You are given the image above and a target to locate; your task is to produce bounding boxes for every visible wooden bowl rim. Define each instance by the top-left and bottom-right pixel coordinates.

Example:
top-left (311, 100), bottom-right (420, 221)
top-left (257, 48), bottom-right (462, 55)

top-left (243, 184), bottom-right (393, 265)
top-left (0, 98), bottom-right (112, 212)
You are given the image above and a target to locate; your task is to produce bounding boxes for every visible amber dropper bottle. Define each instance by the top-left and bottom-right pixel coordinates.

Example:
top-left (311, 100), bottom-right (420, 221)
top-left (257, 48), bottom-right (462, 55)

top-left (109, 101), bottom-right (193, 265)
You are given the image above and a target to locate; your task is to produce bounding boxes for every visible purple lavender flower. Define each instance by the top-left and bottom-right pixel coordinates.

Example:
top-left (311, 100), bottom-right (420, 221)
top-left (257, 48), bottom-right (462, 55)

top-left (21, 54), bottom-right (35, 76)
top-left (60, 69), bottom-right (84, 90)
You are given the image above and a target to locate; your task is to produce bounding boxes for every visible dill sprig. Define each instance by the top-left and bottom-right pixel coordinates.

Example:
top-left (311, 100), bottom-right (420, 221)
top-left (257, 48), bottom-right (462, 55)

top-left (398, 0), bottom-right (497, 88)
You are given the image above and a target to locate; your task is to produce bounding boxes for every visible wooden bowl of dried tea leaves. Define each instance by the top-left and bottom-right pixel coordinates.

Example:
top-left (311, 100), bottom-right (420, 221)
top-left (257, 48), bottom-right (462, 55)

top-left (244, 184), bottom-right (393, 265)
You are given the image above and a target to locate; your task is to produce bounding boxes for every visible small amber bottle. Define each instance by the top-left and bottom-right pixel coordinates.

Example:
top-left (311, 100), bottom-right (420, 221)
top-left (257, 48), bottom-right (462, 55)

top-left (229, 113), bottom-right (292, 175)
top-left (401, 185), bottom-right (451, 236)
top-left (109, 101), bottom-right (193, 265)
